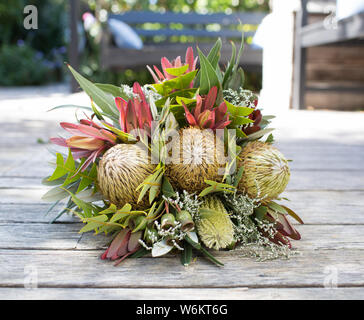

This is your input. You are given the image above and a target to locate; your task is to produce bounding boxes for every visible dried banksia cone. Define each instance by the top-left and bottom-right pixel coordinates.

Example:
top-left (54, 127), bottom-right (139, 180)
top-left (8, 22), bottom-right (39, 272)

top-left (238, 141), bottom-right (290, 203)
top-left (196, 196), bottom-right (235, 250)
top-left (165, 127), bottom-right (225, 193)
top-left (97, 144), bottom-right (156, 209)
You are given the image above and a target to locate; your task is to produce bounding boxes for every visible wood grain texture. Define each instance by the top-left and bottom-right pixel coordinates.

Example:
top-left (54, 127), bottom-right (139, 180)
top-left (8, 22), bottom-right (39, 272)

top-left (1, 249), bottom-right (363, 288)
top-left (0, 223), bottom-right (361, 251)
top-left (1, 190), bottom-right (364, 225)
top-left (1, 287), bottom-right (363, 300)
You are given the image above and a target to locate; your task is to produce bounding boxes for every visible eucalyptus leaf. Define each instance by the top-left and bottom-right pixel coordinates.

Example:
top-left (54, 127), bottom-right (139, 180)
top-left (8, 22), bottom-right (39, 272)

top-left (152, 240), bottom-right (173, 257)
top-left (67, 65), bottom-right (119, 121)
top-left (246, 128), bottom-right (275, 141)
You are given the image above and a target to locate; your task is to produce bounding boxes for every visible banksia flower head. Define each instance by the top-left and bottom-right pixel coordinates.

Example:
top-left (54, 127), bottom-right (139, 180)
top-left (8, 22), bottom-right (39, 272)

top-left (196, 196), bottom-right (235, 250)
top-left (115, 82), bottom-right (153, 136)
top-left (147, 46), bottom-right (197, 86)
top-left (97, 144), bottom-right (156, 209)
top-left (165, 127), bottom-right (225, 193)
top-left (238, 141), bottom-right (290, 203)
top-left (183, 86), bottom-right (231, 130)
top-left (51, 118), bottom-right (117, 171)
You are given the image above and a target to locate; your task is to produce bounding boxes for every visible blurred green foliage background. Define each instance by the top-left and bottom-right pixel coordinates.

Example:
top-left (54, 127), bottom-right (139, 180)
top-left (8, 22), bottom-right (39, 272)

top-left (0, 0), bottom-right (269, 90)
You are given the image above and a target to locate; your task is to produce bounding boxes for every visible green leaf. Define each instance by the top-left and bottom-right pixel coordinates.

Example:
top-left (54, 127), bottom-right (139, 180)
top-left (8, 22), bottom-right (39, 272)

top-left (146, 201), bottom-right (164, 221)
top-left (236, 128), bottom-right (248, 138)
top-left (225, 100), bottom-right (253, 117)
top-left (230, 116), bottom-right (254, 127)
top-left (153, 70), bottom-right (197, 96)
top-left (228, 66), bottom-right (245, 90)
top-left (67, 65), bottom-right (118, 120)
top-left (185, 235), bottom-right (224, 267)
top-left (265, 133), bottom-right (274, 144)
top-left (132, 216), bottom-right (148, 233)
top-left (42, 176), bottom-right (66, 186)
top-left (76, 163), bottom-right (97, 193)
top-left (195, 38), bottom-right (222, 87)
top-left (63, 188), bottom-right (95, 218)
top-left (79, 214), bottom-right (108, 233)
top-left (254, 206), bottom-right (268, 221)
top-left (281, 205), bottom-right (304, 225)
top-left (246, 128), bottom-right (275, 141)
top-left (207, 38), bottom-right (222, 69)
top-left (48, 153), bottom-right (68, 181)
top-left (101, 121), bottom-right (136, 143)
top-left (199, 180), bottom-right (235, 197)
top-left (95, 83), bottom-right (128, 99)
top-left (41, 186), bottom-right (70, 202)
top-left (165, 64), bottom-right (189, 77)
top-left (91, 99), bottom-right (104, 120)
top-left (233, 166), bottom-right (244, 187)
top-left (222, 41), bottom-right (236, 89)
top-left (197, 47), bottom-right (221, 95)
top-left (149, 170), bottom-right (163, 204)
top-left (180, 241), bottom-right (193, 267)
top-left (267, 201), bottom-right (288, 215)
top-left (161, 176), bottom-right (176, 198)
top-left (98, 203), bottom-right (117, 215)
top-left (45, 200), bottom-right (60, 216)
top-left (49, 201), bottom-right (76, 224)
top-left (110, 204), bottom-right (132, 223)
top-left (155, 89), bottom-right (197, 108)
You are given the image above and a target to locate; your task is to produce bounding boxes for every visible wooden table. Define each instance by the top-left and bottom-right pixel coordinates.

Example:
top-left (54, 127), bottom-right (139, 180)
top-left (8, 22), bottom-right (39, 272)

top-left (0, 86), bottom-right (363, 299)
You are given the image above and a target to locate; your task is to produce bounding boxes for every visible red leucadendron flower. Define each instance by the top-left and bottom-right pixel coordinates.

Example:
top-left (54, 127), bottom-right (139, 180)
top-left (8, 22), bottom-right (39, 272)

top-left (183, 86), bottom-right (231, 130)
top-left (147, 46), bottom-right (197, 87)
top-left (115, 82), bottom-right (153, 136)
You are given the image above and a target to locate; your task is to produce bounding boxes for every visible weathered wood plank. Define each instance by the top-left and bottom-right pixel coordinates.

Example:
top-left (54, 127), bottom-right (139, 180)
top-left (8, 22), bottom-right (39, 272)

top-left (0, 222), bottom-right (363, 251)
top-left (280, 191), bottom-right (364, 225)
top-left (0, 223), bottom-right (81, 250)
top-left (0, 203), bottom-right (77, 223)
top-left (1, 190), bottom-right (364, 225)
top-left (1, 287), bottom-right (363, 300)
top-left (0, 189), bottom-right (363, 227)
top-left (286, 170), bottom-right (364, 191)
top-left (1, 249), bottom-right (363, 288)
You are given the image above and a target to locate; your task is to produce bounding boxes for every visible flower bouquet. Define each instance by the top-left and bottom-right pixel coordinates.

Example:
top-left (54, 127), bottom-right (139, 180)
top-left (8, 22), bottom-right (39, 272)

top-left (42, 38), bottom-right (303, 267)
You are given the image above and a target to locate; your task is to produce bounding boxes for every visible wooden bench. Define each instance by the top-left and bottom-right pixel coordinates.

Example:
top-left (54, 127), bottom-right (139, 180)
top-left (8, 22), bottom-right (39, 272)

top-left (100, 11), bottom-right (266, 72)
top-left (292, 0), bottom-right (364, 109)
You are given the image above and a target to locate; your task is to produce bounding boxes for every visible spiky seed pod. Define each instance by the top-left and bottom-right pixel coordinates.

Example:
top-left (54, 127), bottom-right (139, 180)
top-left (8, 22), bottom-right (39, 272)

top-left (165, 127), bottom-right (225, 194)
top-left (196, 196), bottom-right (235, 250)
top-left (97, 144), bottom-right (156, 209)
top-left (237, 141), bottom-right (290, 203)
